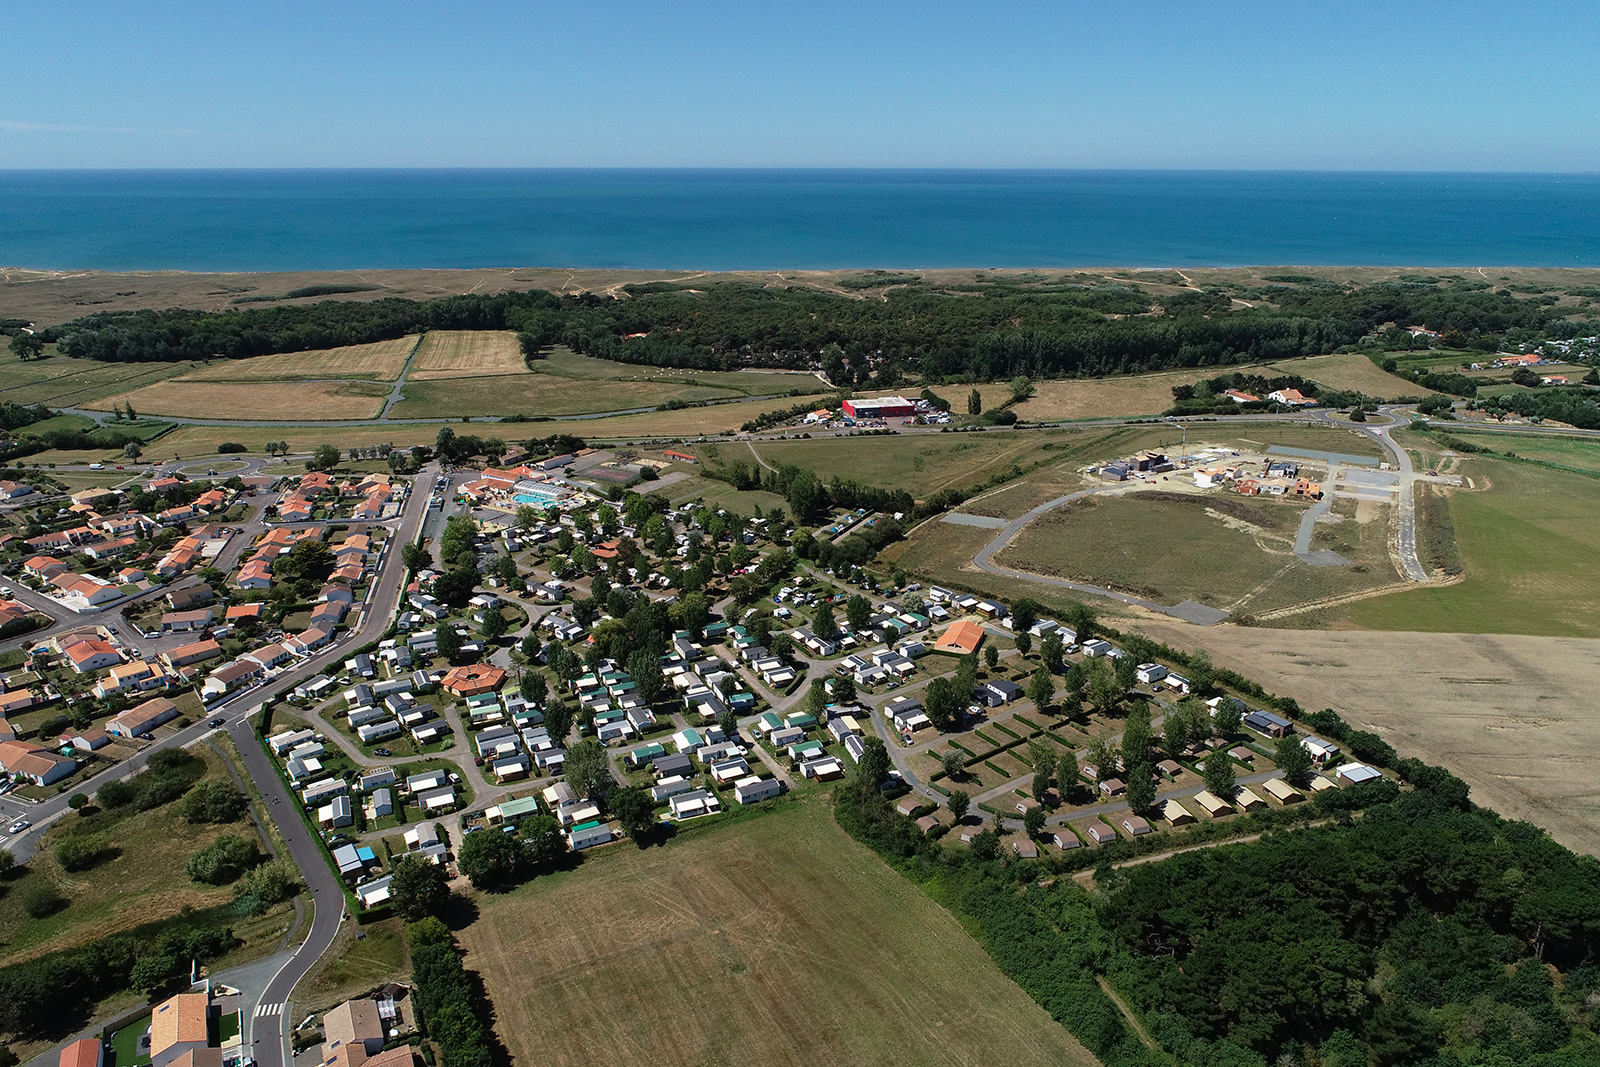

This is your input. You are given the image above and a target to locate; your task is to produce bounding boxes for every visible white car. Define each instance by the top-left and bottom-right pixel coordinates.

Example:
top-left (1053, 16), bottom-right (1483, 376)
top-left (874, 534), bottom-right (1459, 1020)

top-left (8, 819), bottom-right (30, 834)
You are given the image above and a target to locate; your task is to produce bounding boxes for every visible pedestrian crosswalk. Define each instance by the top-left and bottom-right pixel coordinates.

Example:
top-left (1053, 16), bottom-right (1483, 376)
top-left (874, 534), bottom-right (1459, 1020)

top-left (254, 1002), bottom-right (284, 1018)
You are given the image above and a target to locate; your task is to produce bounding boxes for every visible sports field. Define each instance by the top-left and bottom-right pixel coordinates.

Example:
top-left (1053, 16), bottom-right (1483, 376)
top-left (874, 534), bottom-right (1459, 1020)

top-left (85, 380), bottom-right (391, 420)
top-left (1140, 622), bottom-right (1600, 859)
top-left (459, 799), bottom-right (1097, 1067)
top-left (409, 330), bottom-right (525, 379)
top-left (174, 337), bottom-right (416, 382)
top-left (1343, 457), bottom-right (1600, 637)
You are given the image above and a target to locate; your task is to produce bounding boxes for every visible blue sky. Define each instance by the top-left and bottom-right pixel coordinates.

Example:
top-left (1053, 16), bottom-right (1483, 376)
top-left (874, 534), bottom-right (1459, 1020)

top-left (4, 0), bottom-right (1597, 170)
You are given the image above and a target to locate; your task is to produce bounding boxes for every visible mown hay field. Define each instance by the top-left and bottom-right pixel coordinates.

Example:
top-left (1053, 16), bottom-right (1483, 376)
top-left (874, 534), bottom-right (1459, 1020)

top-left (1139, 622), bottom-right (1600, 859)
top-left (409, 330), bottom-right (526, 379)
top-left (460, 799), bottom-right (1098, 1067)
top-left (389, 375), bottom-right (740, 419)
top-left (0, 346), bottom-right (191, 408)
top-left (85, 380), bottom-right (390, 420)
top-left (175, 337), bottom-right (416, 382)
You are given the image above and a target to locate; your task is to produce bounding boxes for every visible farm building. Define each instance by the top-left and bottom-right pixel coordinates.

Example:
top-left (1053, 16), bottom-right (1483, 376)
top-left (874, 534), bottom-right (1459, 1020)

top-left (841, 396), bottom-right (915, 420)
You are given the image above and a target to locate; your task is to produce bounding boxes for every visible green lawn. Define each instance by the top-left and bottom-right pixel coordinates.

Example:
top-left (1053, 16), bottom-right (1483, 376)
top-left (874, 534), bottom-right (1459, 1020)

top-left (108, 1015), bottom-right (152, 1067)
top-left (1439, 429), bottom-right (1600, 475)
top-left (1347, 458), bottom-right (1600, 636)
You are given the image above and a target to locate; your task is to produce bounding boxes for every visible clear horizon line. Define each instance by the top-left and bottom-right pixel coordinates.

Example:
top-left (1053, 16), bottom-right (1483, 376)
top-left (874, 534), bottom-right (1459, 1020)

top-left (2, 165), bottom-right (1600, 176)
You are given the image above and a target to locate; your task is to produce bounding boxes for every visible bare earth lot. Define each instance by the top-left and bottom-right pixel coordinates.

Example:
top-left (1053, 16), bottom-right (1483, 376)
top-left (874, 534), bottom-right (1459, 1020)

top-left (460, 798), bottom-right (1098, 1067)
top-left (1141, 624), bottom-right (1600, 857)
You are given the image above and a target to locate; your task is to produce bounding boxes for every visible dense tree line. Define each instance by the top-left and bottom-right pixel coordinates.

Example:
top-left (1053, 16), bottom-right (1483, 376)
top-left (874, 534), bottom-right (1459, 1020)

top-left (1102, 791), bottom-right (1600, 1065)
top-left (0, 921), bottom-right (237, 1036)
top-left (1474, 387), bottom-right (1600, 430)
top-left (43, 278), bottom-right (1592, 388)
top-left (405, 918), bottom-right (503, 1067)
top-left (0, 402), bottom-right (54, 431)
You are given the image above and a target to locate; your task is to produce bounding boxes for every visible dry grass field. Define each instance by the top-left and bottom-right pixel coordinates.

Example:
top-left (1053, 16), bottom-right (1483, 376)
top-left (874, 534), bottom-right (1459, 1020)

top-left (389, 375), bottom-right (740, 419)
top-left (175, 337), bottom-right (415, 382)
top-left (1013, 370), bottom-right (1214, 421)
top-left (85, 380), bottom-right (390, 420)
top-left (409, 330), bottom-right (526, 379)
top-left (459, 799), bottom-right (1098, 1067)
top-left (1139, 623), bottom-right (1600, 858)
top-left (558, 396), bottom-right (817, 439)
top-left (1257, 351), bottom-right (1442, 397)
top-left (997, 490), bottom-right (1396, 616)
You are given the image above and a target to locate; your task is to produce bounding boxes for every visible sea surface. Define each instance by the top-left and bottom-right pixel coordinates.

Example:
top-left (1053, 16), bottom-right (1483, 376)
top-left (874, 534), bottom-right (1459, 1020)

top-left (2, 169), bottom-right (1598, 271)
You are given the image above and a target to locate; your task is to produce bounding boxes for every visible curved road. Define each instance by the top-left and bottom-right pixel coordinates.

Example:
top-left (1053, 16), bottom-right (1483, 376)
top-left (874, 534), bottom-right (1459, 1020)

top-left (1, 463), bottom-right (435, 1067)
top-left (969, 484), bottom-right (1233, 625)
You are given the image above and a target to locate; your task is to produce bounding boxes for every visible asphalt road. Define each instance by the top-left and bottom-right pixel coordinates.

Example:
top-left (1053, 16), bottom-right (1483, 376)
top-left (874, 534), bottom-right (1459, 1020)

top-left (1, 463), bottom-right (435, 1067)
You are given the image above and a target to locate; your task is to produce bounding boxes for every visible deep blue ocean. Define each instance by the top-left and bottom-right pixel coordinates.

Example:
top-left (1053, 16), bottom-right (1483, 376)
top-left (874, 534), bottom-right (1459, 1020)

top-left (2, 169), bottom-right (1598, 271)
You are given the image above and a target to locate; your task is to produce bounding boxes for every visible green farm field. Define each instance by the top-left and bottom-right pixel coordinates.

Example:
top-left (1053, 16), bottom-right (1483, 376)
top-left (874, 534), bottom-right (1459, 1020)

top-left (1344, 457), bottom-right (1600, 637)
top-left (459, 798), bottom-right (1098, 1067)
top-left (0, 346), bottom-right (192, 409)
top-left (1434, 429), bottom-right (1600, 475)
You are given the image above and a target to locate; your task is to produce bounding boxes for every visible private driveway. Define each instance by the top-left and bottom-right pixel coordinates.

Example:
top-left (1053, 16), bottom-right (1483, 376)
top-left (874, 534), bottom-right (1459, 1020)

top-left (968, 484), bottom-right (1232, 625)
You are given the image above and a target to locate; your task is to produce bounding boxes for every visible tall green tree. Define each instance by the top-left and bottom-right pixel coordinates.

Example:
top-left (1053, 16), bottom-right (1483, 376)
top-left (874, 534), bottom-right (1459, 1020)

top-left (457, 830), bottom-right (528, 891)
top-left (1203, 751), bottom-right (1237, 801)
top-left (389, 854), bottom-right (450, 921)
top-left (1027, 666), bottom-right (1053, 710)
top-left (1275, 733), bottom-right (1314, 788)
top-left (1056, 749), bottom-right (1079, 801)
top-left (1125, 762), bottom-right (1156, 815)
top-left (564, 740), bottom-right (613, 801)
top-left (967, 388), bottom-right (983, 415)
top-left (609, 786), bottom-right (657, 844)
top-left (844, 594), bottom-right (871, 632)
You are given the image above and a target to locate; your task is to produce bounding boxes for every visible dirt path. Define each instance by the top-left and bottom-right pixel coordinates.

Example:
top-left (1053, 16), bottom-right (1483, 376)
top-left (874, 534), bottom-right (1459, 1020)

top-left (1095, 977), bottom-right (1159, 1049)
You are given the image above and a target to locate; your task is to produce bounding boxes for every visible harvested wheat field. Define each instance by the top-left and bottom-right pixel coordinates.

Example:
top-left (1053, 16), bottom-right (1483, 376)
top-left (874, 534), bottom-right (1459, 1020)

top-left (409, 330), bottom-right (526, 379)
top-left (1140, 623), bottom-right (1600, 857)
top-left (1258, 352), bottom-right (1442, 397)
top-left (86, 380), bottom-right (389, 420)
top-left (460, 798), bottom-right (1098, 1067)
top-left (174, 337), bottom-right (416, 382)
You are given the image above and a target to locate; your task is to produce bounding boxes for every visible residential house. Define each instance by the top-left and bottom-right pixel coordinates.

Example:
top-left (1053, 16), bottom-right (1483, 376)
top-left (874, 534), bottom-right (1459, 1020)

top-left (0, 739), bottom-right (76, 785)
top-left (107, 696), bottom-right (180, 738)
top-left (149, 992), bottom-right (216, 1067)
top-left (162, 639), bottom-right (222, 670)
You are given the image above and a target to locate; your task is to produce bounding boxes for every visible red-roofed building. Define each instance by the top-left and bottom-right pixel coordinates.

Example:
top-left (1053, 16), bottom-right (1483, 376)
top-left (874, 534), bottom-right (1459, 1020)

top-left (440, 663), bottom-right (507, 698)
